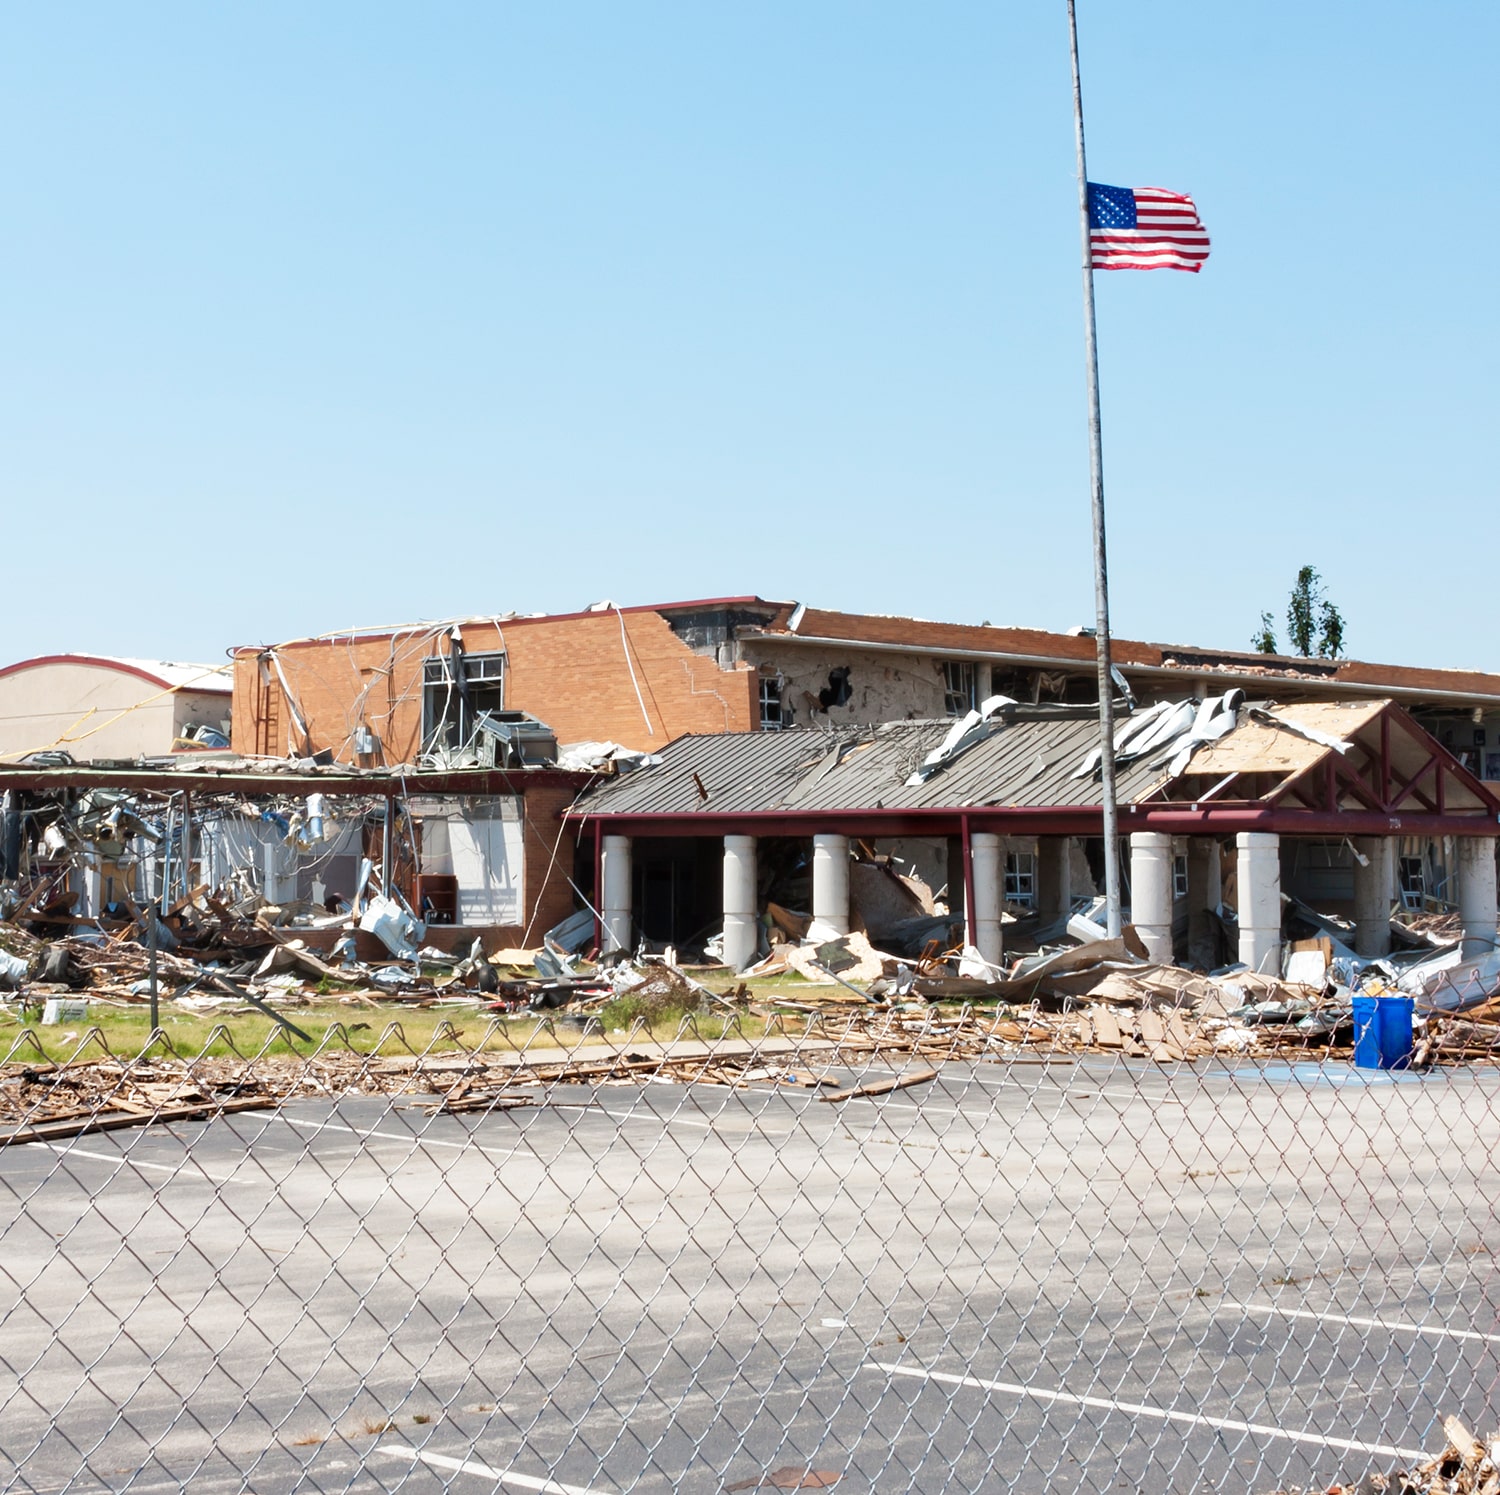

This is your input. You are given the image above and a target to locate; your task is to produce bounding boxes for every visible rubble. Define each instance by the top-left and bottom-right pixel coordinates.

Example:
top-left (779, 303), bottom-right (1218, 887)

top-left (1265, 1414), bottom-right (1500, 1495)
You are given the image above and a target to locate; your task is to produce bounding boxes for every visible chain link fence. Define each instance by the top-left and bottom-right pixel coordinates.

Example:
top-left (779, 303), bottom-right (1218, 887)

top-left (2, 1012), bottom-right (1497, 1494)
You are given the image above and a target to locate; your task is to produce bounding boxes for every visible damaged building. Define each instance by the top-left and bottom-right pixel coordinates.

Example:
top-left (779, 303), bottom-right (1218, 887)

top-left (568, 694), bottom-right (1500, 989)
top-left (230, 596), bottom-right (1500, 772)
top-left (5, 598), bottom-right (1499, 1012)
top-left (227, 596), bottom-right (1500, 920)
top-left (0, 756), bottom-right (588, 964)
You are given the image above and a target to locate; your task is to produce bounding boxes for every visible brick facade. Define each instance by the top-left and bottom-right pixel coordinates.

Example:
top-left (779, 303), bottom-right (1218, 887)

top-left (233, 608), bottom-right (758, 763)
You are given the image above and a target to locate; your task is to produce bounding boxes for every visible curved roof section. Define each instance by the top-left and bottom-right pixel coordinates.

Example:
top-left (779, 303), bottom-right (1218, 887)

top-left (0, 655), bottom-right (232, 694)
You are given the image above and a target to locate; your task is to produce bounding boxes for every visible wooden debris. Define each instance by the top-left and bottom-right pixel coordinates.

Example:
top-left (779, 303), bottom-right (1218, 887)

top-left (819, 1068), bottom-right (937, 1104)
top-left (0, 1094), bottom-right (275, 1147)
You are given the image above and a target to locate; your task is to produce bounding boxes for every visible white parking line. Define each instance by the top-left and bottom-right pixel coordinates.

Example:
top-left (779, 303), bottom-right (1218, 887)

top-left (283, 1116), bottom-right (521, 1159)
top-left (36, 1143), bottom-right (234, 1186)
top-left (869, 1363), bottom-right (1427, 1462)
top-left (378, 1440), bottom-right (610, 1494)
top-left (1234, 1301), bottom-right (1500, 1347)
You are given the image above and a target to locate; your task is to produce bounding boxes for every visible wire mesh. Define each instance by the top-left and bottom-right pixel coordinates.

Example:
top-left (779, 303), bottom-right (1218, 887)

top-left (2, 1012), bottom-right (1496, 1494)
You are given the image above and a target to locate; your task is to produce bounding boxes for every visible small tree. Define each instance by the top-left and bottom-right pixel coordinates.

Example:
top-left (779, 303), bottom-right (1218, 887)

top-left (1318, 598), bottom-right (1345, 659)
top-left (1286, 566), bottom-right (1320, 656)
top-left (1251, 611), bottom-right (1278, 654)
top-left (1282, 565), bottom-right (1346, 659)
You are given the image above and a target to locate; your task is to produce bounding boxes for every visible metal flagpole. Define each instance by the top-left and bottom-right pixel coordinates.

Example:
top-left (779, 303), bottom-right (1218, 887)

top-left (1067, 0), bottom-right (1123, 938)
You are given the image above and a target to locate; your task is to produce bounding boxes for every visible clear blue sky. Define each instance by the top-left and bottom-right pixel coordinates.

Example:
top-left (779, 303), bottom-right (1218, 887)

top-left (3, 3), bottom-right (1494, 672)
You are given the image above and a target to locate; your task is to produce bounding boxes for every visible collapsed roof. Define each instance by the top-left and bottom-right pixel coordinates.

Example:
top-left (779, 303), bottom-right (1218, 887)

top-left (572, 696), bottom-right (1500, 837)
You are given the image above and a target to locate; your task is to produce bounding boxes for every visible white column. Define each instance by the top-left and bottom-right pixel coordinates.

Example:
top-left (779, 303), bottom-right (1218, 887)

top-left (1186, 837), bottom-right (1223, 969)
top-left (601, 834), bottom-right (633, 954)
top-left (721, 835), bottom-right (759, 971)
top-left (1352, 836), bottom-right (1393, 959)
top-left (1036, 836), bottom-right (1071, 927)
top-left (811, 833), bottom-right (851, 935)
top-left (1129, 831), bottom-right (1175, 964)
top-left (969, 832), bottom-right (1004, 967)
top-left (1236, 832), bottom-right (1282, 974)
top-left (1457, 836), bottom-right (1498, 959)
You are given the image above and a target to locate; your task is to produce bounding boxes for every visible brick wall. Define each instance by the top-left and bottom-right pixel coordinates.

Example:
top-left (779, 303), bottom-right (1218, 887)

top-left (231, 609), bottom-right (758, 762)
top-left (520, 782), bottom-right (586, 942)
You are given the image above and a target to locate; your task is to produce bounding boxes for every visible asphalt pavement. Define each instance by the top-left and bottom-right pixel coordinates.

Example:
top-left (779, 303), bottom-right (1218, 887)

top-left (3, 1050), bottom-right (1498, 1494)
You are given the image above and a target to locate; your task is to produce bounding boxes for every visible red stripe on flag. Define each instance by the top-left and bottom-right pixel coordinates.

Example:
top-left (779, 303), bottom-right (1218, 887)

top-left (1088, 185), bottom-right (1209, 272)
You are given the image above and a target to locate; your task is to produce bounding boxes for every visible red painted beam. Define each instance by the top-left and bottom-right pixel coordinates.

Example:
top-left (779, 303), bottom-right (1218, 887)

top-left (1388, 751), bottom-right (1438, 812)
top-left (566, 805), bottom-right (1500, 839)
top-left (961, 813), bottom-right (976, 939)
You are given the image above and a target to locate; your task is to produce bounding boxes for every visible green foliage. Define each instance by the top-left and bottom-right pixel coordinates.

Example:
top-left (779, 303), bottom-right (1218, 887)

top-left (1318, 599), bottom-right (1345, 659)
top-left (1251, 611), bottom-right (1278, 654)
top-left (1282, 565), bottom-right (1346, 659)
top-left (1286, 565), bottom-right (1319, 656)
top-left (599, 984), bottom-right (701, 1033)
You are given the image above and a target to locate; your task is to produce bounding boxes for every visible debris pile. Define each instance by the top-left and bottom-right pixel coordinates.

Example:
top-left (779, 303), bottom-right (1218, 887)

top-left (1267, 1414), bottom-right (1500, 1495)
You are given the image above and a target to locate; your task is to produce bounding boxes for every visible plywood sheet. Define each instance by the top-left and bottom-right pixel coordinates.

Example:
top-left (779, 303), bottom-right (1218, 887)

top-left (1183, 700), bottom-right (1386, 778)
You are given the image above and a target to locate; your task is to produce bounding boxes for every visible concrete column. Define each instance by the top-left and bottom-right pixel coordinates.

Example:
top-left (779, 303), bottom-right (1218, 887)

top-left (1352, 836), bottom-right (1393, 959)
top-left (1457, 836), bottom-right (1498, 959)
top-left (969, 832), bottom-right (1004, 967)
top-left (1186, 838), bottom-right (1222, 969)
top-left (1236, 832), bottom-right (1282, 974)
top-left (811, 833), bottom-right (851, 935)
top-left (601, 834), bottom-right (633, 954)
top-left (721, 835), bottom-right (759, 972)
top-left (1036, 836), bottom-right (1072, 928)
top-left (1129, 831), bottom-right (1175, 964)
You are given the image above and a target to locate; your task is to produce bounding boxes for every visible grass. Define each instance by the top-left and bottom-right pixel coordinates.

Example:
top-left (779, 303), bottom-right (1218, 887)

top-left (0, 972), bottom-right (845, 1064)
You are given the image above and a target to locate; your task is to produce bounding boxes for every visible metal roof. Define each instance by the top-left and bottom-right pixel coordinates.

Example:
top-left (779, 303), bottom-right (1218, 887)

top-left (574, 697), bottom-right (1500, 830)
top-left (578, 709), bottom-right (1177, 818)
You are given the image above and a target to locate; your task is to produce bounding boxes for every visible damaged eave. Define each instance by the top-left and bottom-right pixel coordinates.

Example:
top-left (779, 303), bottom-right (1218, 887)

top-left (0, 765), bottom-right (597, 797)
top-left (1141, 698), bottom-right (1500, 833)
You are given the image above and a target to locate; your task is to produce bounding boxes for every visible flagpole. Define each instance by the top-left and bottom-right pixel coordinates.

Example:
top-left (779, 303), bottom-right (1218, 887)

top-left (1067, 0), bottom-right (1123, 939)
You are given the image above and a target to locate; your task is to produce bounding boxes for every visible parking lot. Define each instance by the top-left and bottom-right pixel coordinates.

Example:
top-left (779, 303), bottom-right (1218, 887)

top-left (4, 1050), bottom-right (1499, 1493)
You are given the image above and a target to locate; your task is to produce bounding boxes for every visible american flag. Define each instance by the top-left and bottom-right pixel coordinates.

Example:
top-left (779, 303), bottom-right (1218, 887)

top-left (1087, 183), bottom-right (1210, 272)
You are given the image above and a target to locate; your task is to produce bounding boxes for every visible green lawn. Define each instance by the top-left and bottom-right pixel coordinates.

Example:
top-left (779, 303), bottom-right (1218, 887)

top-left (0, 971), bottom-right (856, 1065)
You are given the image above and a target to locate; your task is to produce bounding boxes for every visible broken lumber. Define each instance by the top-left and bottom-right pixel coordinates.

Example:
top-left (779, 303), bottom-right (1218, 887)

top-left (819, 1067), bottom-right (938, 1104)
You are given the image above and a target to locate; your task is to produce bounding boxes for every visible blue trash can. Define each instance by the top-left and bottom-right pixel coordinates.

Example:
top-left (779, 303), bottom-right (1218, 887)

top-left (1352, 994), bottom-right (1414, 1071)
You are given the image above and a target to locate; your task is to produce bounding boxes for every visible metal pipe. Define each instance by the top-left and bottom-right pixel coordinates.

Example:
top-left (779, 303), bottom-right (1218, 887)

top-left (1068, 0), bottom-right (1121, 939)
top-left (147, 891), bottom-right (159, 1034)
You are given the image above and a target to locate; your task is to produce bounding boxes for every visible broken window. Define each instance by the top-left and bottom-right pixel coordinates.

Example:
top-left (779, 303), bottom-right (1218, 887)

top-left (1173, 855), bottom-right (1189, 900)
top-left (1004, 850), bottom-right (1036, 907)
top-left (1398, 855), bottom-right (1425, 911)
top-left (817, 667), bottom-right (853, 711)
top-left (941, 660), bottom-right (977, 717)
top-left (759, 675), bottom-right (785, 731)
top-left (422, 653), bottom-right (506, 754)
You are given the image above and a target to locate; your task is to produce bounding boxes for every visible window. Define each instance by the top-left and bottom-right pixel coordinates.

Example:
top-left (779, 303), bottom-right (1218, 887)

top-left (1005, 851), bottom-right (1036, 907)
top-left (1173, 855), bottom-right (1189, 900)
top-left (422, 652), bottom-right (506, 754)
top-left (759, 675), bottom-right (785, 731)
top-left (1398, 855), bottom-right (1425, 911)
top-left (942, 660), bottom-right (977, 717)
